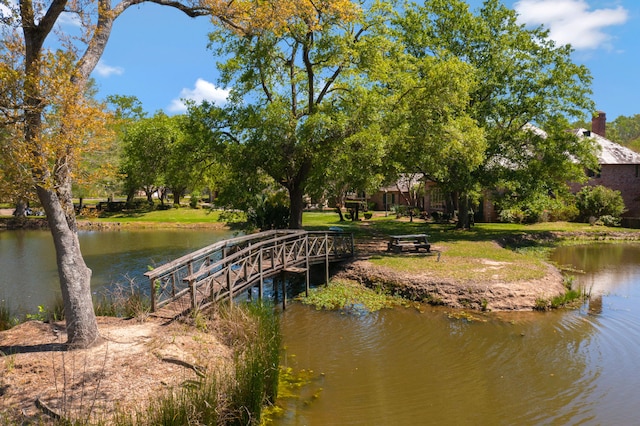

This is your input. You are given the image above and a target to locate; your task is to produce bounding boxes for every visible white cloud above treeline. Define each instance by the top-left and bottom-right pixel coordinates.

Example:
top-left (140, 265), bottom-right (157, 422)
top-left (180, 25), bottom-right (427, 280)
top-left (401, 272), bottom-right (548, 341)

top-left (95, 60), bottom-right (124, 77)
top-left (514, 0), bottom-right (628, 50)
top-left (168, 78), bottom-right (229, 113)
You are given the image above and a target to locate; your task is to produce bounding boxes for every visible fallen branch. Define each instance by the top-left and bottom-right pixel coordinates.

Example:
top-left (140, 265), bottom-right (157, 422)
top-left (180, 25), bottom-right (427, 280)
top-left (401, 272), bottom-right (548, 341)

top-left (161, 357), bottom-right (206, 378)
top-left (35, 397), bottom-right (68, 423)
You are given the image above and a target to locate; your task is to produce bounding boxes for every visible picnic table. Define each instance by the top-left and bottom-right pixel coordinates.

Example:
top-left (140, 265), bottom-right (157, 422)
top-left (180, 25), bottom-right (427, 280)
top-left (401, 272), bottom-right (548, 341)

top-left (387, 234), bottom-right (431, 254)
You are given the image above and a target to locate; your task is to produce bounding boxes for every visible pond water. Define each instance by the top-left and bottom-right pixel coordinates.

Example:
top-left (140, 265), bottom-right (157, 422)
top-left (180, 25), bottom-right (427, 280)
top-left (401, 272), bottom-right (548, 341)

top-left (275, 243), bottom-right (640, 425)
top-left (2, 231), bottom-right (639, 424)
top-left (0, 229), bottom-right (234, 314)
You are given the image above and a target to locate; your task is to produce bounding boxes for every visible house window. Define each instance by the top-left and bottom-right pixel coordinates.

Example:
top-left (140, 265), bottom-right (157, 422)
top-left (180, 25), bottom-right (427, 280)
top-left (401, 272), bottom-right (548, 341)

top-left (587, 168), bottom-right (601, 178)
top-left (429, 187), bottom-right (445, 210)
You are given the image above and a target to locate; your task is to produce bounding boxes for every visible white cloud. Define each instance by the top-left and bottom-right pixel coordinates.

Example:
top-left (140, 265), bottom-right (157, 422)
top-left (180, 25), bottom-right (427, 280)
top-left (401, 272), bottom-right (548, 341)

top-left (94, 60), bottom-right (124, 77)
top-left (0, 0), bottom-right (17, 22)
top-left (514, 0), bottom-right (628, 50)
top-left (57, 11), bottom-right (82, 27)
top-left (167, 78), bottom-right (229, 113)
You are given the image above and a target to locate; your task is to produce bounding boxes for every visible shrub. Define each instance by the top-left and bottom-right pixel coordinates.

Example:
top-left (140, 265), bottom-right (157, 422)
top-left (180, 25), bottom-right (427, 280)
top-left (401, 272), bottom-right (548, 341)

top-left (498, 192), bottom-right (579, 224)
top-left (219, 209), bottom-right (246, 223)
top-left (575, 185), bottom-right (625, 222)
top-left (596, 215), bottom-right (622, 227)
top-left (246, 192), bottom-right (290, 230)
top-left (498, 207), bottom-right (525, 224)
top-left (189, 191), bottom-right (200, 209)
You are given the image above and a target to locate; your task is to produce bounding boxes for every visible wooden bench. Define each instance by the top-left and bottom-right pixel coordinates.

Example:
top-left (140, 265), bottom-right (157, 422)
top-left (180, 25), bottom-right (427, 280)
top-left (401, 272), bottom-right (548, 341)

top-left (387, 234), bottom-right (431, 254)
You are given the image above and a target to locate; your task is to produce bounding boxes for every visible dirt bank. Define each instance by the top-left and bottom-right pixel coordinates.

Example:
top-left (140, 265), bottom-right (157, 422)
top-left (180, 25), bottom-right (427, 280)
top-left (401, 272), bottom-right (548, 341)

top-left (0, 316), bottom-right (231, 424)
top-left (335, 257), bottom-right (565, 311)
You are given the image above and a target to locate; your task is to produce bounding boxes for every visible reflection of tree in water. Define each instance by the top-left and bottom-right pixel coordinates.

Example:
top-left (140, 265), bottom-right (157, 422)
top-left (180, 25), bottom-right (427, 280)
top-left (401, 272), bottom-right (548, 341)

top-left (552, 243), bottom-right (640, 273)
top-left (552, 243), bottom-right (640, 316)
top-left (588, 295), bottom-right (603, 315)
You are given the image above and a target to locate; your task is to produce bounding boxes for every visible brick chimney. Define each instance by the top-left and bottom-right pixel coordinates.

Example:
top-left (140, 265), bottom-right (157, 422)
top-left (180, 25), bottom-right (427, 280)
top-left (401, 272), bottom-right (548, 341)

top-left (592, 111), bottom-right (606, 137)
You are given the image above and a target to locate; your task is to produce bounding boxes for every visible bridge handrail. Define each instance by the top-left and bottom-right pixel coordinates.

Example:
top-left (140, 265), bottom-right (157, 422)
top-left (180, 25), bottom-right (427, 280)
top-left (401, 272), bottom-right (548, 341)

top-left (146, 229), bottom-right (353, 312)
top-left (180, 230), bottom-right (348, 283)
top-left (144, 229), bottom-right (301, 281)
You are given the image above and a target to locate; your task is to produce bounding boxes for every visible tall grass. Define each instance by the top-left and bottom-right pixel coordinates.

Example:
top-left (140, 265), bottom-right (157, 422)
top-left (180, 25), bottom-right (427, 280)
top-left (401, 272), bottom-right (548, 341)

top-left (0, 300), bottom-right (18, 331)
top-left (93, 279), bottom-right (150, 319)
top-left (229, 302), bottom-right (281, 424)
top-left (112, 301), bottom-right (281, 426)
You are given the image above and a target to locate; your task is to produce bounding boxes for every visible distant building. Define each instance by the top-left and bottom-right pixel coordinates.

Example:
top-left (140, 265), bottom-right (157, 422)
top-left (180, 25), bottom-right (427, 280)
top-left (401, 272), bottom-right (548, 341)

top-left (573, 111), bottom-right (640, 218)
top-left (367, 174), bottom-right (452, 215)
top-left (369, 111), bottom-right (640, 222)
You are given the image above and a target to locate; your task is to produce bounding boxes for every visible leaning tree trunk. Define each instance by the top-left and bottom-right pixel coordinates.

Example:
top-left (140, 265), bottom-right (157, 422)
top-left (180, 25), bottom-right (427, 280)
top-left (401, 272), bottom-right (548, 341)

top-left (36, 185), bottom-right (99, 348)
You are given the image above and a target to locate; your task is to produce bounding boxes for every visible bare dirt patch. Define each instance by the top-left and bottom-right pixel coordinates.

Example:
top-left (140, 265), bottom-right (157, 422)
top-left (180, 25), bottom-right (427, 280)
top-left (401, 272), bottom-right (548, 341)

top-left (0, 316), bottom-right (230, 424)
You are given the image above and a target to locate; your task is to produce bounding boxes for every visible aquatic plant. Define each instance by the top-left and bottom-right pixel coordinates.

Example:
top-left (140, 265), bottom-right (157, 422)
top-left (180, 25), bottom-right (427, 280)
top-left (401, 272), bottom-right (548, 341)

top-left (299, 279), bottom-right (404, 313)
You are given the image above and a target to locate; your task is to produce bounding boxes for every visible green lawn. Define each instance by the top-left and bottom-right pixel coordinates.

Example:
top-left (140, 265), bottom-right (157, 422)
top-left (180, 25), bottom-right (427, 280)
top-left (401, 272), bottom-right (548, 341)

top-left (91, 207), bottom-right (242, 224)
top-left (301, 211), bottom-right (640, 282)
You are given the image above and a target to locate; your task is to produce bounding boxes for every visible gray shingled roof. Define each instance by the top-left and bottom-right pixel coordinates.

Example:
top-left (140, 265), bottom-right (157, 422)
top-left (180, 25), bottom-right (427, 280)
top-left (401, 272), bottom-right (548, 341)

top-left (574, 129), bottom-right (640, 165)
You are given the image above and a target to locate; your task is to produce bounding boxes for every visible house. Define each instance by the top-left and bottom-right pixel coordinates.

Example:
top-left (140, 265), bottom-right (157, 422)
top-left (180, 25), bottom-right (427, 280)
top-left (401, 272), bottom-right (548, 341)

top-left (573, 111), bottom-right (640, 219)
top-left (367, 173), bottom-right (451, 214)
top-left (368, 111), bottom-right (640, 223)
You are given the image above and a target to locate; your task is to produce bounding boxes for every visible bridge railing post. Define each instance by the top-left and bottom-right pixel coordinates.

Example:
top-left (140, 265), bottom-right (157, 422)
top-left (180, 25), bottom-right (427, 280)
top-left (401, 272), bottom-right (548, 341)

top-left (324, 233), bottom-right (330, 286)
top-left (150, 277), bottom-right (156, 312)
top-left (259, 248), bottom-right (264, 300)
top-left (189, 279), bottom-right (196, 310)
top-left (227, 262), bottom-right (233, 307)
top-left (305, 234), bottom-right (310, 296)
top-left (187, 262), bottom-right (194, 309)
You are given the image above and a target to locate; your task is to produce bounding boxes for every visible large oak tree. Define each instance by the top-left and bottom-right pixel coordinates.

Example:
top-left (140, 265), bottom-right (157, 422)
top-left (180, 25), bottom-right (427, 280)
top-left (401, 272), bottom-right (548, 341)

top-left (396, 0), bottom-right (598, 227)
top-left (199, 0), bottom-right (396, 229)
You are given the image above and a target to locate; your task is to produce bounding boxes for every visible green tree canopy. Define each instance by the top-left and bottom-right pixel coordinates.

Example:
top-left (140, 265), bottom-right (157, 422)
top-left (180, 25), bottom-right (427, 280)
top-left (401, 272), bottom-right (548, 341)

top-left (395, 0), bottom-right (598, 226)
top-left (199, 0), bottom-right (397, 228)
top-left (607, 114), bottom-right (640, 152)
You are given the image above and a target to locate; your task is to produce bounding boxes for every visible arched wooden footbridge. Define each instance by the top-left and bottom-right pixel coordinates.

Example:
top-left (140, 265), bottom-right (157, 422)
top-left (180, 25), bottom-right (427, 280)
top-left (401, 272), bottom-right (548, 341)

top-left (145, 230), bottom-right (354, 318)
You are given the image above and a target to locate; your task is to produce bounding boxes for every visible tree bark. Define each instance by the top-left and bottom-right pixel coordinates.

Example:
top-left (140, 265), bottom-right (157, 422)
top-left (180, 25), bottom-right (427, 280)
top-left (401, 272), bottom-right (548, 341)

top-left (37, 186), bottom-right (99, 348)
top-left (456, 193), bottom-right (471, 230)
top-left (288, 184), bottom-right (305, 229)
top-left (13, 199), bottom-right (28, 217)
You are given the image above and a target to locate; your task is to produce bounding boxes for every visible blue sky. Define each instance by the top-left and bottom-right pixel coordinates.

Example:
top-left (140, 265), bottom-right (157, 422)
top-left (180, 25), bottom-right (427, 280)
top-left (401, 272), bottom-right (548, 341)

top-left (84, 1), bottom-right (639, 121)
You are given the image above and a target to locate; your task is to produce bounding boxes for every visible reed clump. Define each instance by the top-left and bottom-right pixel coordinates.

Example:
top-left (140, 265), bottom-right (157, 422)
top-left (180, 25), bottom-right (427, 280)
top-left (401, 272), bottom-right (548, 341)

top-left (92, 278), bottom-right (150, 319)
top-left (111, 301), bottom-right (281, 426)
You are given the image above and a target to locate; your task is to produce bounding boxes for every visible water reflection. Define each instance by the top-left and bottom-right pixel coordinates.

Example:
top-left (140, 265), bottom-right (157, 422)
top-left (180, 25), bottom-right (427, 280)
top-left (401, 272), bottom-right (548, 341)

top-left (0, 228), bottom-right (233, 314)
top-left (276, 243), bottom-right (640, 425)
top-left (551, 243), bottom-right (640, 296)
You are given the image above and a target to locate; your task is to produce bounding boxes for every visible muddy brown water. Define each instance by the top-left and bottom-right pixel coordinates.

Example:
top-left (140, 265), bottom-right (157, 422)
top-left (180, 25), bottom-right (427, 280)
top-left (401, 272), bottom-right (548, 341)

top-left (2, 232), bottom-right (640, 425)
top-left (275, 243), bottom-right (640, 425)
